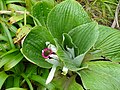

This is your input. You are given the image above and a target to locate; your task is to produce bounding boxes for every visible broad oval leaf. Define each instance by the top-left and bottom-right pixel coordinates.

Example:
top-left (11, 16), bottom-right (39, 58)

top-left (22, 26), bottom-right (54, 68)
top-left (78, 61), bottom-right (120, 90)
top-left (93, 25), bottom-right (120, 62)
top-left (47, 0), bottom-right (91, 42)
top-left (69, 22), bottom-right (99, 55)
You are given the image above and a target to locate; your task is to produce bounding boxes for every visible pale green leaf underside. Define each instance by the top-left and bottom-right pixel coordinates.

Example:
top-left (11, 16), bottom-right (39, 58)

top-left (94, 25), bottom-right (120, 62)
top-left (55, 22), bottom-right (99, 71)
top-left (78, 61), bottom-right (120, 90)
top-left (22, 26), bottom-right (54, 68)
top-left (47, 0), bottom-right (91, 42)
top-left (69, 22), bottom-right (99, 55)
top-left (55, 39), bottom-right (82, 71)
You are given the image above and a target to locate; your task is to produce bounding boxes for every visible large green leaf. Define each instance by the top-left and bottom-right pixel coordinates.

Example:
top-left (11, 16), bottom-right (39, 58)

top-left (55, 22), bottom-right (99, 71)
top-left (0, 71), bottom-right (9, 89)
top-left (47, 0), bottom-right (91, 42)
top-left (93, 25), bottom-right (120, 62)
top-left (22, 26), bottom-right (54, 68)
top-left (69, 22), bottom-right (99, 55)
top-left (78, 61), bottom-right (120, 90)
top-left (32, 0), bottom-right (54, 26)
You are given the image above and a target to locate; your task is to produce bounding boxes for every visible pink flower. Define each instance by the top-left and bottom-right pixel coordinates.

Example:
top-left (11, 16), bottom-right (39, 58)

top-left (42, 48), bottom-right (52, 59)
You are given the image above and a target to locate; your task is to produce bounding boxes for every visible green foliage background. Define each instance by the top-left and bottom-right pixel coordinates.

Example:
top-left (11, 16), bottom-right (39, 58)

top-left (0, 0), bottom-right (120, 90)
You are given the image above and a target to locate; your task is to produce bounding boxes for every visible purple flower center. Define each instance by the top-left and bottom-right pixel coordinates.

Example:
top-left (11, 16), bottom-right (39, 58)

top-left (42, 48), bottom-right (52, 59)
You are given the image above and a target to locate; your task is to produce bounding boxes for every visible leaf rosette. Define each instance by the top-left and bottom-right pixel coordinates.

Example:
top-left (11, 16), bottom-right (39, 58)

top-left (22, 0), bottom-right (99, 84)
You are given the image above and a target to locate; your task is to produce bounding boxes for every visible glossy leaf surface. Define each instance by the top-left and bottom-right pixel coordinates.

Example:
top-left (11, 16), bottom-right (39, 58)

top-left (22, 26), bottom-right (54, 68)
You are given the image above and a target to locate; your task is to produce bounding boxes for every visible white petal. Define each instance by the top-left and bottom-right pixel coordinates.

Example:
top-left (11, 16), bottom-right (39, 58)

top-left (49, 54), bottom-right (58, 60)
top-left (46, 42), bottom-right (50, 46)
top-left (45, 58), bottom-right (59, 66)
top-left (48, 44), bottom-right (57, 53)
top-left (62, 66), bottom-right (68, 75)
top-left (46, 65), bottom-right (56, 84)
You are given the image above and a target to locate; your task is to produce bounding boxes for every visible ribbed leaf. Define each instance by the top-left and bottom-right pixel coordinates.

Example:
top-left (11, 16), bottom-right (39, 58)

top-left (93, 25), bottom-right (120, 62)
top-left (78, 61), bottom-right (120, 90)
top-left (32, 0), bottom-right (54, 26)
top-left (69, 22), bottom-right (99, 55)
top-left (47, 0), bottom-right (91, 42)
top-left (55, 22), bottom-right (99, 70)
top-left (22, 26), bottom-right (54, 68)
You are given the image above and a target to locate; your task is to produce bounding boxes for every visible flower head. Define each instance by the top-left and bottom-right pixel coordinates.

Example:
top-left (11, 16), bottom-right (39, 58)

top-left (42, 48), bottom-right (53, 59)
top-left (42, 42), bottom-right (69, 84)
top-left (42, 42), bottom-right (59, 84)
